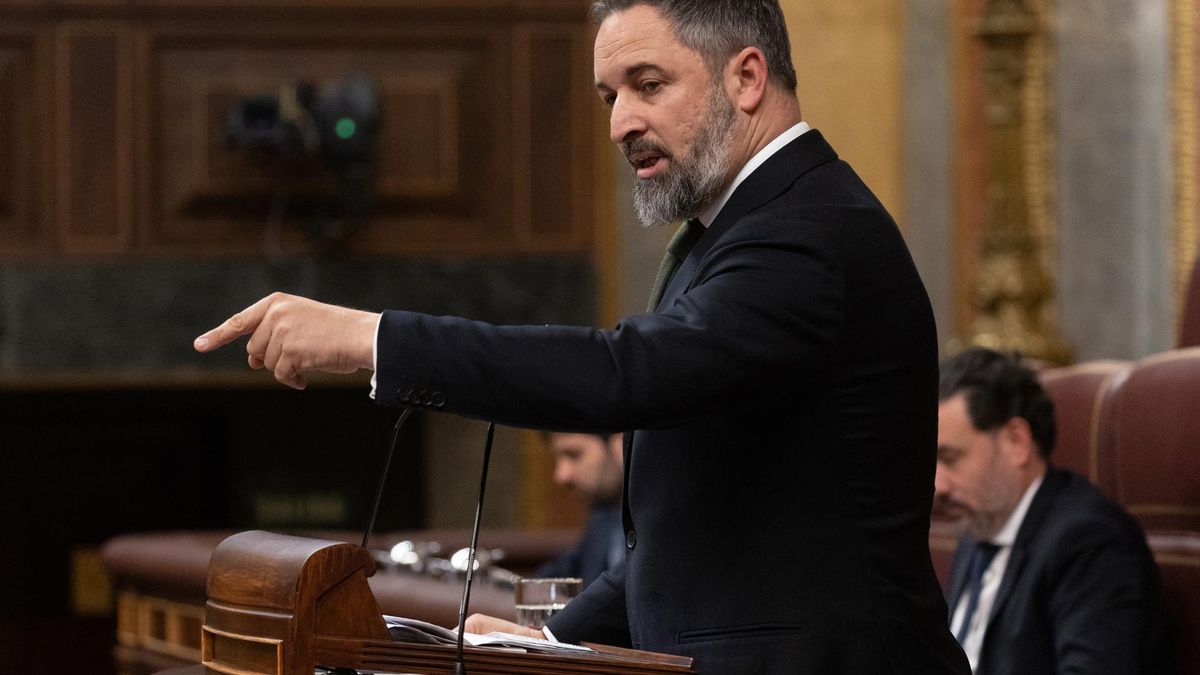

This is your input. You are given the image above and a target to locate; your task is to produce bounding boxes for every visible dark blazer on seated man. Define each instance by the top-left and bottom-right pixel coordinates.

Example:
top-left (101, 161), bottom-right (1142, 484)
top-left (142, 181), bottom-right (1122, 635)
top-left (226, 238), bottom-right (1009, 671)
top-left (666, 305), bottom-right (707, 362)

top-left (945, 469), bottom-right (1170, 675)
top-left (937, 349), bottom-right (1169, 675)
top-left (536, 504), bottom-right (623, 588)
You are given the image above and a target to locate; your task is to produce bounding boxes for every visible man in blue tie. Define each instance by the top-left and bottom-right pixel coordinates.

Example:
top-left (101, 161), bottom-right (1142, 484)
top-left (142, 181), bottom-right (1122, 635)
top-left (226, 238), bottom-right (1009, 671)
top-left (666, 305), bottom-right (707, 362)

top-left (935, 348), bottom-right (1168, 674)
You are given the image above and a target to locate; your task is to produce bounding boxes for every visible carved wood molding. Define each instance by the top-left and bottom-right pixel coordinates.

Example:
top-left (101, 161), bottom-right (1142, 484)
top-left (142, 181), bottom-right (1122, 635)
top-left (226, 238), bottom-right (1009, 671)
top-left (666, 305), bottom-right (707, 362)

top-left (951, 0), bottom-right (1069, 362)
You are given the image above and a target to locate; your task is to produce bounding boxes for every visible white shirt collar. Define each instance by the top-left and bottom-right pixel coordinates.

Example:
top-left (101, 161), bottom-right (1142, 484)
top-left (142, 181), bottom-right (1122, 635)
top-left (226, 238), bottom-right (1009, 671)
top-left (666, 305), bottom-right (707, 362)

top-left (989, 473), bottom-right (1044, 547)
top-left (696, 121), bottom-right (811, 228)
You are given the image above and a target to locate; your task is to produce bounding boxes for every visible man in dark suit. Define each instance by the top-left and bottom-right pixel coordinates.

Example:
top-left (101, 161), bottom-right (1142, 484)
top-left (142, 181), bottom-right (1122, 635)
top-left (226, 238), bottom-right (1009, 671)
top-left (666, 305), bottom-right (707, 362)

top-left (535, 432), bottom-right (625, 587)
top-left (936, 348), bottom-right (1168, 674)
top-left (195, 0), bottom-right (968, 671)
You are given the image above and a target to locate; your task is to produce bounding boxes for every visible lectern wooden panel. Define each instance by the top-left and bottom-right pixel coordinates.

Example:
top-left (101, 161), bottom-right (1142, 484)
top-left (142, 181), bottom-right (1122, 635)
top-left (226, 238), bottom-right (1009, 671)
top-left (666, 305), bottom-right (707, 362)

top-left (203, 531), bottom-right (694, 674)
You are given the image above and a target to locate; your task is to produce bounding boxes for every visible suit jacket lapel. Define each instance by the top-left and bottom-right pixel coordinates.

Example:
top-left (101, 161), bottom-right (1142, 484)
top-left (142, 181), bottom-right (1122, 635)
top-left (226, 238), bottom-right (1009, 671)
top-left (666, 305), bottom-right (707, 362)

top-left (986, 469), bottom-right (1066, 625)
top-left (655, 130), bottom-right (840, 310)
top-left (987, 548), bottom-right (1028, 627)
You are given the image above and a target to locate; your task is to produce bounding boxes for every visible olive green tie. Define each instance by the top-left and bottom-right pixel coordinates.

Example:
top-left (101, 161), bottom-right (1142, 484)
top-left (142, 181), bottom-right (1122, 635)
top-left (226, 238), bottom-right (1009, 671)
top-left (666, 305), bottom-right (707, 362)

top-left (646, 219), bottom-right (705, 312)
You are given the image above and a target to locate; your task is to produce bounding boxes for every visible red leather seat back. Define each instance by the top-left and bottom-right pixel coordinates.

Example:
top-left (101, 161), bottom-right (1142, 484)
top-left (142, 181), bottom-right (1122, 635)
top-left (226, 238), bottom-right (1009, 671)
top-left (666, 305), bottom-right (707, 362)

top-left (1038, 360), bottom-right (1128, 495)
top-left (1097, 348), bottom-right (1200, 532)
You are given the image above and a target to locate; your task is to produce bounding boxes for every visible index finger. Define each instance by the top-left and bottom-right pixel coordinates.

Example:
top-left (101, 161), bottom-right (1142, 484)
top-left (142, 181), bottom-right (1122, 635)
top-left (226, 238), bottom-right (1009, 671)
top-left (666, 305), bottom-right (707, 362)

top-left (193, 295), bottom-right (275, 353)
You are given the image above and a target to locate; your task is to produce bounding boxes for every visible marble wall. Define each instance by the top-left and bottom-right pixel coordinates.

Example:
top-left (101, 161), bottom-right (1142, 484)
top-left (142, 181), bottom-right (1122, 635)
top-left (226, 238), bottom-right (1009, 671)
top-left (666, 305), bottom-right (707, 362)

top-left (900, 0), bottom-right (1182, 361)
top-left (0, 258), bottom-right (596, 375)
top-left (903, 0), bottom-right (956, 349)
top-left (1056, 0), bottom-right (1177, 359)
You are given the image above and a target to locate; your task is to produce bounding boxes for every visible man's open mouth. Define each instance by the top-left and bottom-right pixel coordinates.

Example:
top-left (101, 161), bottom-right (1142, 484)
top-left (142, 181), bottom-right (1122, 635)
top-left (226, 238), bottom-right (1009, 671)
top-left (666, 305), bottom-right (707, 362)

top-left (627, 150), bottom-right (668, 178)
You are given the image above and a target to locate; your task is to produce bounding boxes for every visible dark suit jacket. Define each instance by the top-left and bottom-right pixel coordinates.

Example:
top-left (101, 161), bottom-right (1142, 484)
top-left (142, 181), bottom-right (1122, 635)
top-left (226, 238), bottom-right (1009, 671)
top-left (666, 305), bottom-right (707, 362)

top-left (375, 131), bottom-right (969, 674)
top-left (945, 469), bottom-right (1170, 675)
top-left (536, 504), bottom-right (623, 588)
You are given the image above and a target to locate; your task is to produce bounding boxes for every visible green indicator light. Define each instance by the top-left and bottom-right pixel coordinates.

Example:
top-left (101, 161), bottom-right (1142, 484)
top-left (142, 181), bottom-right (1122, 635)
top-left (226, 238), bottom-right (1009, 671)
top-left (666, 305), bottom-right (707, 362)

top-left (335, 117), bottom-right (357, 140)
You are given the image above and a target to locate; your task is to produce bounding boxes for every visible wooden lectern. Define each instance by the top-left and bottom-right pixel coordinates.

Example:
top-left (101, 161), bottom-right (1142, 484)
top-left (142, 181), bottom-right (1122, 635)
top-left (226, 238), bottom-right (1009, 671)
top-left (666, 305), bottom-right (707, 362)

top-left (201, 531), bottom-right (694, 674)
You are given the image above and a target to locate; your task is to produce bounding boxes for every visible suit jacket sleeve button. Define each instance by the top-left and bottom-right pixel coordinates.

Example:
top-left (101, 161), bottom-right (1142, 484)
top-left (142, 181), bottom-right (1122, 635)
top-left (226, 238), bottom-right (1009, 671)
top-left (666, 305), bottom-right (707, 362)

top-left (625, 529), bottom-right (637, 550)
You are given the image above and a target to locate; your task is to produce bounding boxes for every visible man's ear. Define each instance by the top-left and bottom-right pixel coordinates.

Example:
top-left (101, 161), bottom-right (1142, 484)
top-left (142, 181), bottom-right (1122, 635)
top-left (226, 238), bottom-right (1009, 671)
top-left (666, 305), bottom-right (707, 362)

top-left (727, 46), bottom-right (769, 113)
top-left (607, 434), bottom-right (624, 462)
top-left (999, 417), bottom-right (1037, 467)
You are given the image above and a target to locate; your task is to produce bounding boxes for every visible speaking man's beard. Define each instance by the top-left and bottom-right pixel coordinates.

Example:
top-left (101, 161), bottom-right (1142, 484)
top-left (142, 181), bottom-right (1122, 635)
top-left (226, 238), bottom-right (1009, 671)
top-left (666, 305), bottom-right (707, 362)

top-left (627, 85), bottom-right (738, 228)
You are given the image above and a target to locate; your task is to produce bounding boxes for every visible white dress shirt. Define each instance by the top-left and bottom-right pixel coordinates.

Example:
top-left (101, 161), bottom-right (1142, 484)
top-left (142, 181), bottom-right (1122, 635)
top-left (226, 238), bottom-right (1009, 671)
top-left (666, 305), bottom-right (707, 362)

top-left (951, 474), bottom-right (1045, 671)
top-left (696, 121), bottom-right (810, 228)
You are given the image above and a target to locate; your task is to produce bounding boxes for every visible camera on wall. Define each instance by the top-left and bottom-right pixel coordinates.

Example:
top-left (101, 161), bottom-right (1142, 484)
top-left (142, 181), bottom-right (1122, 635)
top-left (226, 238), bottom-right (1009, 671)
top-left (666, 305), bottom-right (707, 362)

top-left (225, 74), bottom-right (379, 257)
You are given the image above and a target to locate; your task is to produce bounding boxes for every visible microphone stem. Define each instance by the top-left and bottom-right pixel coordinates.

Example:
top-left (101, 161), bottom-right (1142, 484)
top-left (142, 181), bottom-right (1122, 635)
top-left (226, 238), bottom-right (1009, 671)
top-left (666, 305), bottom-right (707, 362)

top-left (362, 408), bottom-right (413, 549)
top-left (455, 421), bottom-right (496, 674)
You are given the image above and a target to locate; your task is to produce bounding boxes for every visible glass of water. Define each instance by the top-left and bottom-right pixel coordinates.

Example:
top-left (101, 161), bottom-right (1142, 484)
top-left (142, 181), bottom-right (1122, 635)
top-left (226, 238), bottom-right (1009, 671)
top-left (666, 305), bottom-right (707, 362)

top-left (514, 577), bottom-right (582, 628)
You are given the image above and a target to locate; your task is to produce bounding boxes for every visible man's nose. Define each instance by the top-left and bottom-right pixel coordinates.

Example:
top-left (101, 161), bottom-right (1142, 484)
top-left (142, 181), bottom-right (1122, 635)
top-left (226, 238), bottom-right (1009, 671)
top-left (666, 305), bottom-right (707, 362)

top-left (609, 96), bottom-right (646, 144)
top-left (554, 463), bottom-right (572, 486)
top-left (933, 465), bottom-right (950, 498)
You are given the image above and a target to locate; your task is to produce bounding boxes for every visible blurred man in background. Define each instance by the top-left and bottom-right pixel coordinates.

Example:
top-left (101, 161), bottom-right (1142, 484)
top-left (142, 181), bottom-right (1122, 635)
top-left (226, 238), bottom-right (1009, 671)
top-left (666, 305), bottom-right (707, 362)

top-left (535, 432), bottom-right (625, 587)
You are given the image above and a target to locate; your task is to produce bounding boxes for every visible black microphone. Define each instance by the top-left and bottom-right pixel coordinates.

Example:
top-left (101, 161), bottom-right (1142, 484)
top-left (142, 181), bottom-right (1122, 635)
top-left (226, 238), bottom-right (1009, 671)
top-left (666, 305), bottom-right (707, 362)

top-left (454, 421), bottom-right (496, 675)
top-left (362, 408), bottom-right (413, 548)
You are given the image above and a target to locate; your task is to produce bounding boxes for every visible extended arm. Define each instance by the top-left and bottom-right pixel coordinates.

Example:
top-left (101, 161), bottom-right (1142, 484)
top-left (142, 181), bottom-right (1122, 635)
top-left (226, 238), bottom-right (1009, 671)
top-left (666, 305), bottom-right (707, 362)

top-left (372, 218), bottom-right (844, 431)
top-left (194, 292), bottom-right (378, 390)
top-left (194, 216), bottom-right (844, 431)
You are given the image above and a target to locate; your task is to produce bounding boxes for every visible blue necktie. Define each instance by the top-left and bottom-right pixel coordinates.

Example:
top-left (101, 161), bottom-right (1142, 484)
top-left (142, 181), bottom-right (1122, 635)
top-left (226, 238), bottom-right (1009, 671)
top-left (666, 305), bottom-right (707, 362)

top-left (955, 541), bottom-right (1001, 644)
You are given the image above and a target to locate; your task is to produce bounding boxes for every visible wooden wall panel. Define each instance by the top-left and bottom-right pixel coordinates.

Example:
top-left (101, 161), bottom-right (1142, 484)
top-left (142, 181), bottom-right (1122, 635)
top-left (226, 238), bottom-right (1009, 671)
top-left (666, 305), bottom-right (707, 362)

top-left (375, 76), bottom-right (460, 198)
top-left (55, 23), bottom-right (134, 253)
top-left (0, 28), bottom-right (47, 252)
top-left (513, 24), bottom-right (593, 251)
top-left (779, 0), bottom-right (905, 219)
top-left (144, 25), bottom-right (515, 255)
top-left (138, 0), bottom-right (563, 11)
top-left (0, 1), bottom-right (596, 258)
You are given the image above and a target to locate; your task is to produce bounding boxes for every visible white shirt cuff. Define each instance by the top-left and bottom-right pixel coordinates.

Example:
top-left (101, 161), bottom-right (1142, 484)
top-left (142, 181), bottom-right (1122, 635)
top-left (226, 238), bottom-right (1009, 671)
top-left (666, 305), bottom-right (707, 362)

top-left (542, 626), bottom-right (559, 642)
top-left (368, 314), bottom-right (382, 400)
